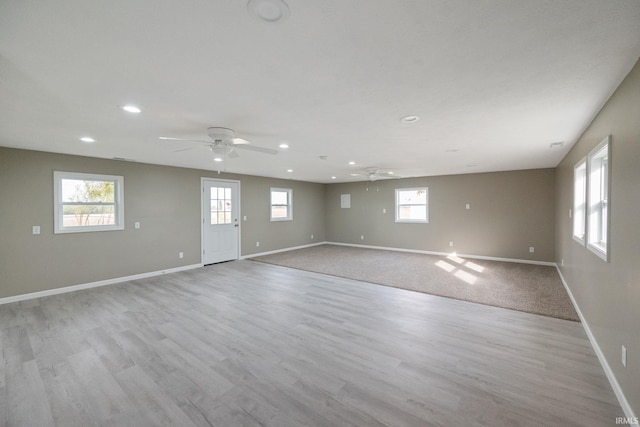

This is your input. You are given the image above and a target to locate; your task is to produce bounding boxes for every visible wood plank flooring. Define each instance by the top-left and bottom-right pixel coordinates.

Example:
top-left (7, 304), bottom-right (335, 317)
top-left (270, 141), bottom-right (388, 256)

top-left (0, 260), bottom-right (622, 426)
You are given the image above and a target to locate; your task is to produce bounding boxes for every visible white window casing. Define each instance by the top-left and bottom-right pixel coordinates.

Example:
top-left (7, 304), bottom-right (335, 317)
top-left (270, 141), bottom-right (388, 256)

top-left (395, 187), bottom-right (429, 223)
top-left (54, 171), bottom-right (124, 233)
top-left (586, 136), bottom-right (610, 261)
top-left (270, 187), bottom-right (292, 221)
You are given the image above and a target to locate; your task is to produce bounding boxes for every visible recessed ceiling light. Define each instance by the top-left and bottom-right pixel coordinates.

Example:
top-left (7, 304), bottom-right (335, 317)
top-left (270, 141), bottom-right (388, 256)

top-left (80, 137), bottom-right (95, 143)
top-left (279, 143), bottom-right (289, 149)
top-left (248, 0), bottom-right (290, 23)
top-left (121, 105), bottom-right (141, 113)
top-left (401, 115), bottom-right (420, 123)
top-left (331, 176), bottom-right (337, 180)
top-left (287, 169), bottom-right (293, 173)
top-left (388, 171), bottom-right (394, 175)
top-left (549, 141), bottom-right (564, 149)
top-left (213, 157), bottom-right (223, 162)
top-left (348, 161), bottom-right (356, 165)
top-left (350, 173), bottom-right (359, 176)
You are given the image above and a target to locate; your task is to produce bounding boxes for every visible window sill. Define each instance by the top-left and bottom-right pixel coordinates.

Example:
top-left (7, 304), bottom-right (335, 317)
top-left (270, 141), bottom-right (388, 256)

top-left (572, 235), bottom-right (585, 246)
top-left (54, 225), bottom-right (125, 234)
top-left (587, 242), bottom-right (608, 262)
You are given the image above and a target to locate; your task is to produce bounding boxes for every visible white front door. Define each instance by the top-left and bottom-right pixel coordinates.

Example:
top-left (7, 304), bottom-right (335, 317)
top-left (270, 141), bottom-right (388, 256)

top-left (202, 178), bottom-right (240, 264)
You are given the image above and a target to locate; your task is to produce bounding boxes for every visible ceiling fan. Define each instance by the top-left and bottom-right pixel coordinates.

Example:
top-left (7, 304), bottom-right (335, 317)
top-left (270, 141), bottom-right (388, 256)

top-left (350, 167), bottom-right (400, 181)
top-left (159, 127), bottom-right (278, 160)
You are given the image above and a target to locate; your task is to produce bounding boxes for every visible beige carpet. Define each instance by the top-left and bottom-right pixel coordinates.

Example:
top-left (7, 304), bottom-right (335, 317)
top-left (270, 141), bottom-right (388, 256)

top-left (252, 244), bottom-right (579, 321)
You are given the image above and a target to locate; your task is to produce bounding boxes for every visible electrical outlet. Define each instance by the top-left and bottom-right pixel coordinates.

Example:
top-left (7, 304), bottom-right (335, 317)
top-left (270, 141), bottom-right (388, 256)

top-left (310, 234), bottom-right (314, 239)
top-left (134, 221), bottom-right (140, 229)
top-left (243, 215), bottom-right (247, 221)
top-left (622, 345), bottom-right (627, 368)
top-left (529, 247), bottom-right (535, 253)
top-left (449, 241), bottom-right (454, 247)
top-left (32, 226), bottom-right (41, 235)
top-left (561, 258), bottom-right (565, 267)
top-left (256, 241), bottom-right (260, 247)
top-left (360, 235), bottom-right (364, 240)
top-left (465, 203), bottom-right (470, 210)
top-left (382, 208), bottom-right (386, 213)
top-left (178, 252), bottom-right (184, 259)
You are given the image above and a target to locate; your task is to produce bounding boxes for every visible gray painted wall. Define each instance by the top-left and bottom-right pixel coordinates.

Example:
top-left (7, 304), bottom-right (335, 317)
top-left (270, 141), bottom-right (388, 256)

top-left (556, 58), bottom-right (640, 414)
top-left (325, 169), bottom-right (556, 262)
top-left (0, 148), bottom-right (325, 298)
top-left (240, 175), bottom-right (325, 255)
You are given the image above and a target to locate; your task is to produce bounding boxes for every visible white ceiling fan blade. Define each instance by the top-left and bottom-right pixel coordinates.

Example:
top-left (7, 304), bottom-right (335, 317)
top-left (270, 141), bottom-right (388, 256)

top-left (232, 137), bottom-right (251, 145)
top-left (375, 172), bottom-right (402, 179)
top-left (350, 168), bottom-right (402, 180)
top-left (159, 136), bottom-right (212, 144)
top-left (234, 144), bottom-right (278, 155)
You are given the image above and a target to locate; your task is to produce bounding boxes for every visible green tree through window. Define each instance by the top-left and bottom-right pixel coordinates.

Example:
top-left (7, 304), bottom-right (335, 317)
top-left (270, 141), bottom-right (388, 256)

top-left (62, 180), bottom-right (116, 226)
top-left (54, 171), bottom-right (124, 233)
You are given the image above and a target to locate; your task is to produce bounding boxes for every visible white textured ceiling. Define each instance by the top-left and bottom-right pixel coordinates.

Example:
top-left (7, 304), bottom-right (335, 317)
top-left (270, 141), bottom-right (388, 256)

top-left (1, 1), bottom-right (639, 183)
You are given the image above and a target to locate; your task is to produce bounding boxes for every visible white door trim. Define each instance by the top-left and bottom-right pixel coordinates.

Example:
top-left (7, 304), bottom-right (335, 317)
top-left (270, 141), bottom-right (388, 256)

top-left (201, 177), bottom-right (241, 264)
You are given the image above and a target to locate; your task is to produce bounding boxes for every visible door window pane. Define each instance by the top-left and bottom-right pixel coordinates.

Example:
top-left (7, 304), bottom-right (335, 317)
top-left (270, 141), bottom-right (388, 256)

top-left (211, 186), bottom-right (233, 224)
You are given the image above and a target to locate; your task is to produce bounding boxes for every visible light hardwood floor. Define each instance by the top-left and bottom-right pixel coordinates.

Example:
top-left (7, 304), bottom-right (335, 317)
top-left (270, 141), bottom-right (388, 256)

top-left (0, 260), bottom-right (622, 426)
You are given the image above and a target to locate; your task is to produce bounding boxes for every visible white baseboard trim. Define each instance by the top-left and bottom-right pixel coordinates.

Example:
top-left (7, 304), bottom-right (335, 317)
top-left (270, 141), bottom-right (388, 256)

top-left (0, 263), bottom-right (203, 305)
top-left (241, 242), bottom-right (327, 260)
top-left (555, 265), bottom-right (635, 420)
top-left (326, 242), bottom-right (556, 266)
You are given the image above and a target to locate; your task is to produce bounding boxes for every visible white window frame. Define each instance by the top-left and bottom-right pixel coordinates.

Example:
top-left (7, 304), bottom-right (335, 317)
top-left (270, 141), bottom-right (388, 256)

top-left (572, 158), bottom-right (587, 245)
top-left (270, 187), bottom-right (292, 221)
top-left (586, 136), bottom-right (610, 261)
top-left (54, 171), bottom-right (125, 233)
top-left (395, 187), bottom-right (429, 223)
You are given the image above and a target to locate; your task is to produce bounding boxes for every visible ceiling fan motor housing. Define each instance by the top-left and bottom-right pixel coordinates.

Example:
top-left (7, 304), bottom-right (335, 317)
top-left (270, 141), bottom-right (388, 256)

top-left (207, 127), bottom-right (235, 142)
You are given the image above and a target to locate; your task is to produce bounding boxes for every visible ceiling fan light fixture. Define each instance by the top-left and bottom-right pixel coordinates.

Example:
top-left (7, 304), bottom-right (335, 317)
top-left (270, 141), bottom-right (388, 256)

top-left (248, 0), bottom-right (290, 23)
top-left (279, 143), bottom-right (289, 149)
top-left (348, 161), bottom-right (356, 165)
top-left (213, 157), bottom-right (223, 162)
top-left (80, 137), bottom-right (95, 143)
